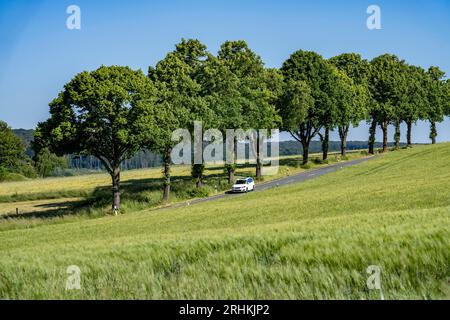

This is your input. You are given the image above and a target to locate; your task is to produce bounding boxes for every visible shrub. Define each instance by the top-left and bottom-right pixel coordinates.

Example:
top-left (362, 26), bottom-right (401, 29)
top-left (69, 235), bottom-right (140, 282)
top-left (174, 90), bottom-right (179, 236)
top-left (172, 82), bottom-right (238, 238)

top-left (185, 186), bottom-right (211, 198)
top-left (0, 172), bottom-right (28, 182)
top-left (18, 162), bottom-right (37, 179)
top-left (34, 148), bottom-right (68, 178)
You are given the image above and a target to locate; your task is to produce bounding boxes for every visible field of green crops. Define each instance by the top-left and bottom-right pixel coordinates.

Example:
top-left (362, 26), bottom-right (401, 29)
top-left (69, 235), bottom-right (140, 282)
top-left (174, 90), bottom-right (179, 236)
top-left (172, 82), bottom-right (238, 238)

top-left (0, 144), bottom-right (449, 299)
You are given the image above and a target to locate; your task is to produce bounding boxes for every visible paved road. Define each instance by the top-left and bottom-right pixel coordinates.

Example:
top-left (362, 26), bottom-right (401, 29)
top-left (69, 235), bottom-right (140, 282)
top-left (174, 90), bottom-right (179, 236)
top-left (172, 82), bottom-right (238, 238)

top-left (158, 156), bottom-right (375, 211)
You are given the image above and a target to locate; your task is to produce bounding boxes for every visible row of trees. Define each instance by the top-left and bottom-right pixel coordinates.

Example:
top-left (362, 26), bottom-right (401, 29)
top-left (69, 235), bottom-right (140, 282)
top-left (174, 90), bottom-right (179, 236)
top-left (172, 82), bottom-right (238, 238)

top-left (34, 39), bottom-right (450, 210)
top-left (280, 52), bottom-right (450, 163)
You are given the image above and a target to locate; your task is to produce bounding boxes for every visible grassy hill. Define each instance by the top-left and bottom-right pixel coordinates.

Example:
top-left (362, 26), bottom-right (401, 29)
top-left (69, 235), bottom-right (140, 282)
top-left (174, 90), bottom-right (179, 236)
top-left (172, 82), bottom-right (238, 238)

top-left (0, 144), bottom-right (449, 299)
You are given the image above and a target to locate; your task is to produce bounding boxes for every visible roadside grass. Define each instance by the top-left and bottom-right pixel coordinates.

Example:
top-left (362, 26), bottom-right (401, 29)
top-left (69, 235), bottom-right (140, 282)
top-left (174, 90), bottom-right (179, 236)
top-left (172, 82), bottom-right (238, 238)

top-left (0, 151), bottom-right (365, 228)
top-left (0, 144), bottom-right (448, 299)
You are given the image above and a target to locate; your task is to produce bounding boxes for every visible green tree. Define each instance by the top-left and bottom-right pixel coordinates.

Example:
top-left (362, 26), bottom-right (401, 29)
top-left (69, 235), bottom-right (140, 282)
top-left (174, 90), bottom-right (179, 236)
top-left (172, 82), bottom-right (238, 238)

top-left (201, 40), bottom-right (276, 183)
top-left (317, 66), bottom-right (351, 161)
top-left (218, 40), bottom-right (273, 181)
top-left (0, 120), bottom-right (27, 172)
top-left (34, 147), bottom-right (68, 177)
top-left (148, 39), bottom-right (213, 199)
top-left (369, 54), bottom-right (407, 152)
top-left (199, 55), bottom-right (245, 183)
top-left (278, 79), bottom-right (315, 165)
top-left (280, 50), bottom-right (332, 164)
top-left (329, 53), bottom-right (370, 157)
top-left (253, 68), bottom-right (283, 178)
top-left (399, 65), bottom-right (428, 147)
top-left (198, 53), bottom-right (243, 183)
top-left (425, 66), bottom-right (447, 144)
top-left (35, 66), bottom-right (157, 211)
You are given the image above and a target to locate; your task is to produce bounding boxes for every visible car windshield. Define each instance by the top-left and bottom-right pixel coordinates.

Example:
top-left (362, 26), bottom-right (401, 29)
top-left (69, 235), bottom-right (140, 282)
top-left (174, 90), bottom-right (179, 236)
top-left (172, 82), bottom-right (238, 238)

top-left (236, 179), bottom-right (247, 185)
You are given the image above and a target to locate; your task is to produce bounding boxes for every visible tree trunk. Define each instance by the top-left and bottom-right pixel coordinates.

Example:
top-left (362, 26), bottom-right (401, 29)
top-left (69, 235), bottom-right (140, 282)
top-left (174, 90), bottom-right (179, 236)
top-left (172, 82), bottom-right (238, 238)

top-left (256, 131), bottom-right (262, 180)
top-left (227, 136), bottom-right (237, 184)
top-left (430, 121), bottom-right (437, 144)
top-left (112, 166), bottom-right (121, 213)
top-left (162, 149), bottom-right (171, 202)
top-left (368, 117), bottom-right (377, 155)
top-left (381, 120), bottom-right (388, 152)
top-left (227, 165), bottom-right (235, 184)
top-left (256, 160), bottom-right (262, 180)
top-left (406, 120), bottom-right (412, 147)
top-left (322, 127), bottom-right (330, 161)
top-left (394, 120), bottom-right (401, 150)
top-left (301, 140), bottom-right (309, 165)
top-left (339, 126), bottom-right (348, 158)
top-left (192, 164), bottom-right (205, 188)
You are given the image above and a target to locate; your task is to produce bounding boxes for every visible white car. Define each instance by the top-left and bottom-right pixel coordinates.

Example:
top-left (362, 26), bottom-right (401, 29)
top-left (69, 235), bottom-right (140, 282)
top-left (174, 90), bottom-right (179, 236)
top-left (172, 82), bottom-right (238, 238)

top-left (231, 177), bottom-right (255, 193)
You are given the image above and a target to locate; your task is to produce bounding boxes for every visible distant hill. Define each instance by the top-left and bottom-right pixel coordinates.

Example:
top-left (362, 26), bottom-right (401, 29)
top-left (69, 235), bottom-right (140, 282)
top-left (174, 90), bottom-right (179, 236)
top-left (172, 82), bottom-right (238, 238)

top-left (12, 129), bottom-right (34, 158)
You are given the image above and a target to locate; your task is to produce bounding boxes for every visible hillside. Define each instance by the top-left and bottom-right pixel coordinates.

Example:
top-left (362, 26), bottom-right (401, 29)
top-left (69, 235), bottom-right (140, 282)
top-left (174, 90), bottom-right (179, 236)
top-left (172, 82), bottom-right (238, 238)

top-left (0, 144), bottom-right (449, 299)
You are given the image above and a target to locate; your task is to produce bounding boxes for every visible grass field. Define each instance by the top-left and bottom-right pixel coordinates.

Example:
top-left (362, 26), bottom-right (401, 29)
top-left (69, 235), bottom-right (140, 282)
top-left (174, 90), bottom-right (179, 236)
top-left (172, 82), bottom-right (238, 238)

top-left (0, 151), bottom-right (363, 221)
top-left (0, 144), bottom-right (448, 299)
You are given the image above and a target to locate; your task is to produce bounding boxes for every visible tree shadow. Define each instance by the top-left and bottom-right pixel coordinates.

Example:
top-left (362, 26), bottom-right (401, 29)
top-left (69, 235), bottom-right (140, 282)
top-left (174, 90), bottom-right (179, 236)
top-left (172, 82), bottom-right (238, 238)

top-left (0, 199), bottom-right (86, 220)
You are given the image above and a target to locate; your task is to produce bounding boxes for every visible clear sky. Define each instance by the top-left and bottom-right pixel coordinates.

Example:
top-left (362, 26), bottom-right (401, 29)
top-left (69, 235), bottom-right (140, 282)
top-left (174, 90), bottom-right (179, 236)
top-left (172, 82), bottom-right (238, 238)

top-left (0, 0), bottom-right (449, 143)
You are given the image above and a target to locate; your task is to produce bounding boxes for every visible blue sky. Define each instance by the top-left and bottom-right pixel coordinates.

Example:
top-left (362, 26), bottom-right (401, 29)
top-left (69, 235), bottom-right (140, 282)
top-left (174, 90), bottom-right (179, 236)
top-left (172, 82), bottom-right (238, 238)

top-left (0, 0), bottom-right (449, 142)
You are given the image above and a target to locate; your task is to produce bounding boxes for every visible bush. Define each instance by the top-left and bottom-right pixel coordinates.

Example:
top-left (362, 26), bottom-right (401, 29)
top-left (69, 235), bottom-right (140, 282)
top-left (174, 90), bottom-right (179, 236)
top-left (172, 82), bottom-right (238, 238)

top-left (185, 186), bottom-right (211, 198)
top-left (0, 172), bottom-right (28, 182)
top-left (34, 148), bottom-right (68, 177)
top-left (18, 162), bottom-right (37, 179)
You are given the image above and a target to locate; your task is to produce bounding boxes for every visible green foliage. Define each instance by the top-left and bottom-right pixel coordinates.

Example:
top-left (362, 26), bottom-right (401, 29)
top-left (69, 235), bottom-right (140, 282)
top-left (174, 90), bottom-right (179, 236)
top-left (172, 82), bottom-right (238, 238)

top-left (369, 54), bottom-right (408, 124)
top-left (279, 79), bottom-right (314, 133)
top-left (0, 172), bottom-right (28, 182)
top-left (425, 66), bottom-right (447, 123)
top-left (0, 166), bottom-right (8, 181)
top-left (329, 54), bottom-right (370, 151)
top-left (16, 162), bottom-right (37, 179)
top-left (34, 148), bottom-right (68, 178)
top-left (200, 40), bottom-right (281, 180)
top-left (0, 120), bottom-right (27, 171)
top-left (280, 50), bottom-right (337, 163)
top-left (184, 185), bottom-right (211, 198)
top-left (148, 39), bottom-right (214, 198)
top-left (400, 65), bottom-right (428, 122)
top-left (0, 120), bottom-right (36, 180)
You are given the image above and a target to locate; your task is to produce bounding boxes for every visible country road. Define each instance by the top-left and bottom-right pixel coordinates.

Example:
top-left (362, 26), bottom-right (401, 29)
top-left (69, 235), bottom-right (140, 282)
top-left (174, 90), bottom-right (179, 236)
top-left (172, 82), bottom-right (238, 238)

top-left (157, 156), bottom-right (375, 211)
